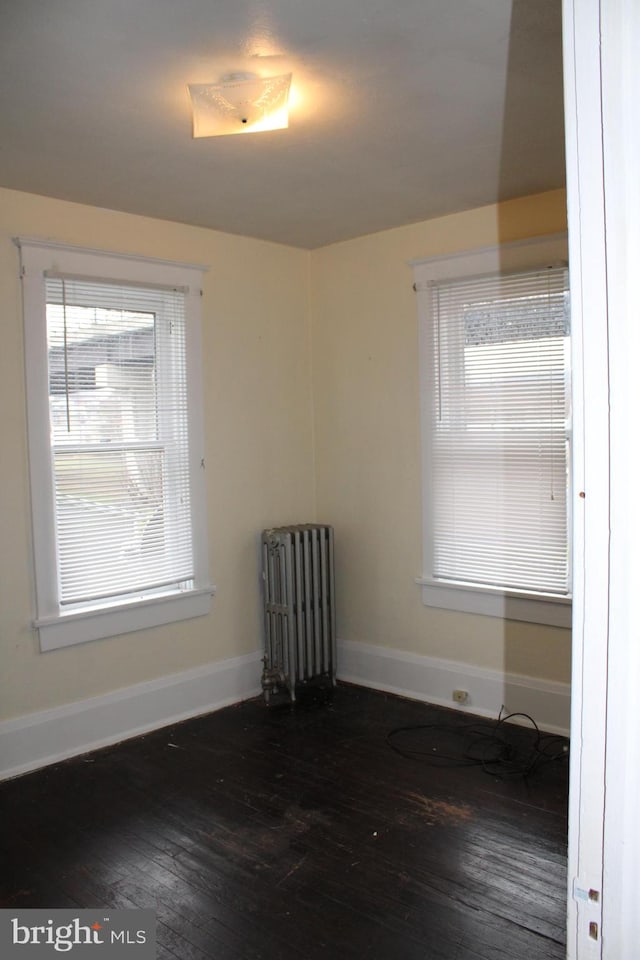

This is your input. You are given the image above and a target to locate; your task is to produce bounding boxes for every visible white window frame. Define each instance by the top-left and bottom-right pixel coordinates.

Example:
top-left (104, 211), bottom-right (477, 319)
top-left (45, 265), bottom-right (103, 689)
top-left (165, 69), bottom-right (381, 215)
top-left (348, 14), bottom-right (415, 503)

top-left (412, 233), bottom-right (572, 628)
top-left (18, 238), bottom-right (213, 651)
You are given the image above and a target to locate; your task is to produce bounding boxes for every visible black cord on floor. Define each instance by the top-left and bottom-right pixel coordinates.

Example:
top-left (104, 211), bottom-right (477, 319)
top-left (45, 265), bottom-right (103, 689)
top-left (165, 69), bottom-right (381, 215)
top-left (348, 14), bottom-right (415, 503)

top-left (386, 707), bottom-right (569, 780)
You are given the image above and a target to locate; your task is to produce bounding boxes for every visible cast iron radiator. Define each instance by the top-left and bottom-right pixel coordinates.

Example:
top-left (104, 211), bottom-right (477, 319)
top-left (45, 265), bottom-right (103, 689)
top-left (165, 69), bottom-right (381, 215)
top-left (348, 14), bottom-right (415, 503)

top-left (261, 524), bottom-right (336, 703)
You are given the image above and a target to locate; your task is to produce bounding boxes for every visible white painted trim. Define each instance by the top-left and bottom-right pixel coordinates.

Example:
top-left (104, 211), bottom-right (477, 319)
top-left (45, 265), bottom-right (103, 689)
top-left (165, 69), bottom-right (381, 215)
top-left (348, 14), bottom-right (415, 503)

top-left (0, 651), bottom-right (262, 782)
top-left (14, 236), bottom-right (209, 273)
top-left (413, 234), bottom-right (571, 628)
top-left (408, 232), bottom-right (569, 269)
top-left (563, 0), bottom-right (616, 956)
top-left (19, 241), bottom-right (212, 651)
top-left (416, 578), bottom-right (571, 629)
top-left (37, 588), bottom-right (214, 651)
top-left (592, 1), bottom-right (640, 957)
top-left (337, 639), bottom-right (570, 736)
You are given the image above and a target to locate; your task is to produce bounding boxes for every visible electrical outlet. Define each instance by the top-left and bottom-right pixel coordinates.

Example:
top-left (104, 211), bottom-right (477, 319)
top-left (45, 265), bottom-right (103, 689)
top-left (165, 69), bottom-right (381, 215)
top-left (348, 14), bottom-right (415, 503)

top-left (452, 689), bottom-right (468, 704)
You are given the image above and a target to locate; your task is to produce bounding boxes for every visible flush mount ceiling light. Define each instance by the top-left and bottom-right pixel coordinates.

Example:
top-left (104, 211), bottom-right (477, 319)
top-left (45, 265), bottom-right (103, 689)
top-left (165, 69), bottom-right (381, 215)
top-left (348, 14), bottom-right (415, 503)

top-left (188, 72), bottom-right (292, 137)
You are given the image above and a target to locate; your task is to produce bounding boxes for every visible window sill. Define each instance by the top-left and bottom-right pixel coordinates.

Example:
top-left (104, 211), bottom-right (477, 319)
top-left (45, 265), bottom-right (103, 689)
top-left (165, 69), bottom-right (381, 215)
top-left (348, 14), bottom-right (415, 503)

top-left (35, 586), bottom-right (215, 651)
top-left (416, 578), bottom-right (571, 628)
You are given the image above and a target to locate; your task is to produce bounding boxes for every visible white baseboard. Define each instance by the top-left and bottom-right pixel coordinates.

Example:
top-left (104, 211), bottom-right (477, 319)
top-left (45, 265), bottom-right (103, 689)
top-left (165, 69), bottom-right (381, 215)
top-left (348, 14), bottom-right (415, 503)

top-left (337, 639), bottom-right (570, 736)
top-left (0, 651), bottom-right (262, 782)
top-left (0, 642), bottom-right (569, 782)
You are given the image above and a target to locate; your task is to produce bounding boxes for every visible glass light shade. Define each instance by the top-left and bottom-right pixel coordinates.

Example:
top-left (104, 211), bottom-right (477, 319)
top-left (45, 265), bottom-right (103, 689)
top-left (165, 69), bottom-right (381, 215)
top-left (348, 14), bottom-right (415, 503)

top-left (188, 73), bottom-right (292, 137)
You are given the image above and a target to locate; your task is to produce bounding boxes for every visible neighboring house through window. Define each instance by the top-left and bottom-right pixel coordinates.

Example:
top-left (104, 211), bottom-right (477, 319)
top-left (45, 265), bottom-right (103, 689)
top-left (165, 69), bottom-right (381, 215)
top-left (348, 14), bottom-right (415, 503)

top-left (413, 234), bottom-right (571, 628)
top-left (18, 239), bottom-right (211, 650)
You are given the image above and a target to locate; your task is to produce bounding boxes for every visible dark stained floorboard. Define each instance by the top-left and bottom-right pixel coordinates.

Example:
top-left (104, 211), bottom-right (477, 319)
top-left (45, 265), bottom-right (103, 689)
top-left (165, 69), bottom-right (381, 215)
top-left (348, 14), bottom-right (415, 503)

top-left (0, 683), bottom-right (569, 959)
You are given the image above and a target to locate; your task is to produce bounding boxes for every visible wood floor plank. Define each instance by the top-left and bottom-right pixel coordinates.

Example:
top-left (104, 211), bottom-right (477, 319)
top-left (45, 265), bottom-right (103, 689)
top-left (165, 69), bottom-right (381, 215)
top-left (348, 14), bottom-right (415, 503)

top-left (0, 684), bottom-right (568, 959)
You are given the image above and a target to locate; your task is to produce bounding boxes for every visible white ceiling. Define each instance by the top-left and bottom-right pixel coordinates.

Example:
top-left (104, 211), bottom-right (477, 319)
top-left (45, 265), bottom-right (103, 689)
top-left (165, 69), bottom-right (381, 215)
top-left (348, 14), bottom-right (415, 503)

top-left (0, 0), bottom-right (565, 249)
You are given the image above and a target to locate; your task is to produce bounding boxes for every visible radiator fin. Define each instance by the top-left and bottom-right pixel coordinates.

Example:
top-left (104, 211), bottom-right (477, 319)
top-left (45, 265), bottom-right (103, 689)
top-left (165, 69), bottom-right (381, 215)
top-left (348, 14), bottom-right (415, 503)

top-left (261, 524), bottom-right (336, 702)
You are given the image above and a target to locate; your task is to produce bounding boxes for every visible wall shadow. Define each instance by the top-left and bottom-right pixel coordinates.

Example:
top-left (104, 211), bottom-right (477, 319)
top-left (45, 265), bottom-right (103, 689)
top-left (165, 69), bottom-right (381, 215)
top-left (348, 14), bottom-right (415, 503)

top-left (495, 1), bottom-right (571, 699)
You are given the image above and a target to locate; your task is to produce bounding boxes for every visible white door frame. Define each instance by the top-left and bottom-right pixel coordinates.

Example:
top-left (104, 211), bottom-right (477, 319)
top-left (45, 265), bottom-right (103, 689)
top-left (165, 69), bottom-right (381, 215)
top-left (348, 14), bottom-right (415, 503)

top-left (563, 0), bottom-right (640, 957)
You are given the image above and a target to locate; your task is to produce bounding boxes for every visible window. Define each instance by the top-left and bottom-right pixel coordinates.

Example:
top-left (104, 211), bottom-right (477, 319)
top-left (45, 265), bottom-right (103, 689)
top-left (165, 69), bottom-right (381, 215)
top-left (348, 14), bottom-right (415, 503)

top-left (413, 235), bottom-right (571, 627)
top-left (19, 239), bottom-right (211, 650)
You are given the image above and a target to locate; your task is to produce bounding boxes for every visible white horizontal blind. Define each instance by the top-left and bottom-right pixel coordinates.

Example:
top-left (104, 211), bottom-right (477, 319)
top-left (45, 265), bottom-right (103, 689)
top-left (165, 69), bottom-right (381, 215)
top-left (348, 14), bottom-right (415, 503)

top-left (429, 266), bottom-right (570, 595)
top-left (46, 276), bottom-right (193, 605)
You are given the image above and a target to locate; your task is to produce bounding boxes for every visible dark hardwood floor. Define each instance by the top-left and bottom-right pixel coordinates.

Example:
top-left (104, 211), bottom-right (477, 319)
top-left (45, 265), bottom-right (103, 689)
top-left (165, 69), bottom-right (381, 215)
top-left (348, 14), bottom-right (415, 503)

top-left (0, 684), bottom-right (569, 959)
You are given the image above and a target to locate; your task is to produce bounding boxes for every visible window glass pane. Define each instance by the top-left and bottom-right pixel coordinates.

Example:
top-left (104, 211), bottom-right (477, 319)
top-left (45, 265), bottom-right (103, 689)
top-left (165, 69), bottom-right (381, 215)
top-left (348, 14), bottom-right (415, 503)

top-left (47, 304), bottom-right (156, 445)
top-left (45, 277), bottom-right (193, 606)
top-left (53, 448), bottom-right (185, 602)
top-left (429, 267), bottom-right (570, 596)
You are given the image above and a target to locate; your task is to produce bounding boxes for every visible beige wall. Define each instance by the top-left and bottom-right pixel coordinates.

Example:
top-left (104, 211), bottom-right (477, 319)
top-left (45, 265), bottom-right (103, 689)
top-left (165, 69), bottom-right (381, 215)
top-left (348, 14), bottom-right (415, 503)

top-left (0, 187), bottom-right (315, 720)
top-left (0, 185), bottom-right (571, 724)
top-left (310, 189), bottom-right (572, 684)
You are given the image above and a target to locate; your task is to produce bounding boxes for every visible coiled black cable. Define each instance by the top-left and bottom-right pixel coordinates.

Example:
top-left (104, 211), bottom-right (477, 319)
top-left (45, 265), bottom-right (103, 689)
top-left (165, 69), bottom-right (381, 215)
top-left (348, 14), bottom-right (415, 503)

top-left (386, 707), bottom-right (569, 780)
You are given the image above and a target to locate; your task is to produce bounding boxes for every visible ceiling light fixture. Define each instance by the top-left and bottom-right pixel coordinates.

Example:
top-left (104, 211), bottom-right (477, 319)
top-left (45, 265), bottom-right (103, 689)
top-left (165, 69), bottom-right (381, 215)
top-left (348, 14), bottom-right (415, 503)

top-left (188, 72), bottom-right (292, 138)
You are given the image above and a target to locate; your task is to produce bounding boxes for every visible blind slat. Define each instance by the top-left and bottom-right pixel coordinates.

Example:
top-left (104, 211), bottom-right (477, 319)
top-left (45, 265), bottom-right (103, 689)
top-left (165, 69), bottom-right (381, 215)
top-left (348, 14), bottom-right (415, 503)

top-left (46, 276), bottom-right (194, 605)
top-left (429, 265), bottom-right (570, 595)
